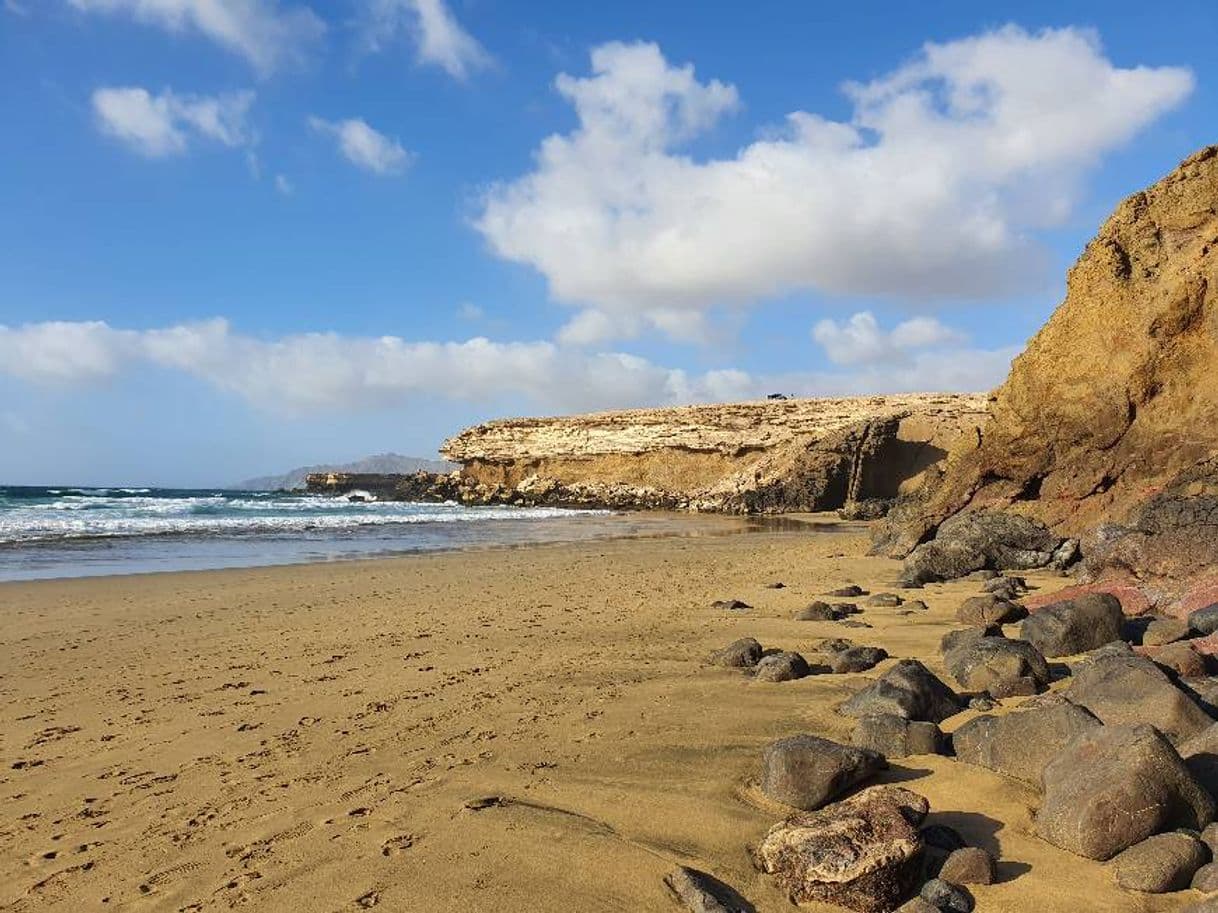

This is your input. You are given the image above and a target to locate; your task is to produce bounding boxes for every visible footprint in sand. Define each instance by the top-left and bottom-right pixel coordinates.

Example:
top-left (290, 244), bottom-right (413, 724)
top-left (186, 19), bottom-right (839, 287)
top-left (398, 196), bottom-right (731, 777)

top-left (380, 834), bottom-right (416, 856)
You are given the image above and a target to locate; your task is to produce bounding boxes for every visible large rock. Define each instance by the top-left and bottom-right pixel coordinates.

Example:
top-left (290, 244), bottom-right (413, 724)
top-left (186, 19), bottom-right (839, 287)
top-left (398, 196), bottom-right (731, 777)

top-left (1064, 652), bottom-right (1213, 744)
top-left (754, 652), bottom-right (811, 682)
top-left (943, 635), bottom-right (1050, 697)
top-left (1018, 593), bottom-right (1124, 657)
top-left (831, 646), bottom-right (889, 674)
top-left (956, 594), bottom-right (1025, 628)
top-left (838, 660), bottom-right (963, 724)
top-left (1194, 604), bottom-right (1218, 637)
top-left (1036, 724), bottom-right (1215, 860)
top-left (898, 510), bottom-right (1073, 586)
top-left (1152, 640), bottom-right (1210, 678)
top-left (761, 735), bottom-right (885, 811)
top-left (937, 847), bottom-right (996, 886)
top-left (1143, 617), bottom-right (1192, 646)
top-left (1181, 723), bottom-right (1218, 799)
top-left (663, 867), bottom-right (750, 913)
top-left (754, 785), bottom-right (928, 913)
top-left (1112, 832), bottom-right (1209, 893)
top-left (851, 714), bottom-right (943, 758)
top-left (952, 694), bottom-right (1101, 786)
top-left (709, 637), bottom-right (762, 668)
top-left (872, 146), bottom-right (1218, 609)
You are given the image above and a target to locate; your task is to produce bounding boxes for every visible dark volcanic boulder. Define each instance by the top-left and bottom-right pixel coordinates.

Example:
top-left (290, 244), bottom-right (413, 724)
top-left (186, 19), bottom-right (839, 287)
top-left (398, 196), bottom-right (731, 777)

top-left (938, 847), bottom-right (996, 886)
top-left (1036, 723), bottom-right (1215, 860)
top-left (1193, 604), bottom-right (1218, 637)
top-left (952, 695), bottom-right (1100, 786)
top-left (1143, 617), bottom-right (1192, 646)
top-left (943, 636), bottom-right (1050, 697)
top-left (1064, 652), bottom-right (1213, 744)
top-left (754, 785), bottom-right (928, 913)
top-left (709, 637), bottom-right (763, 668)
top-left (919, 879), bottom-right (974, 913)
top-left (1112, 832), bottom-right (1209, 893)
top-left (851, 714), bottom-right (943, 758)
top-left (1018, 593), bottom-right (1124, 657)
top-left (939, 627), bottom-right (997, 656)
top-left (754, 652), bottom-right (811, 682)
top-left (761, 735), bottom-right (885, 811)
top-left (1181, 723), bottom-right (1218, 800)
top-left (796, 601), bottom-right (841, 621)
top-left (956, 594), bottom-right (1025, 628)
top-left (831, 646), bottom-right (889, 674)
top-left (866, 593), bottom-right (903, 607)
top-left (838, 660), bottom-right (963, 724)
top-left (1152, 641), bottom-right (1210, 678)
top-left (899, 510), bottom-right (1073, 586)
top-left (828, 585), bottom-right (867, 598)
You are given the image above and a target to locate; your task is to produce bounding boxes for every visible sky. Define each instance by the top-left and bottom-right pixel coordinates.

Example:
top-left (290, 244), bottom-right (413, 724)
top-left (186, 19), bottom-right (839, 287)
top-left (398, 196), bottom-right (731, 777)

top-left (0, 1), bottom-right (1214, 486)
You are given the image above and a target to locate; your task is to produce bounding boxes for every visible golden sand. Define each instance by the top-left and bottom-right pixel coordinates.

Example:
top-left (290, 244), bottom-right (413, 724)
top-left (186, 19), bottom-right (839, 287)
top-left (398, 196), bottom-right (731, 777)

top-left (0, 522), bottom-right (1194, 912)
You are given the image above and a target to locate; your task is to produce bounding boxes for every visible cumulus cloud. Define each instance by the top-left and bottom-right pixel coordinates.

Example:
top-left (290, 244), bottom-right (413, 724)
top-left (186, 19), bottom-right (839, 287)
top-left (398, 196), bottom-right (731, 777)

top-left (0, 319), bottom-right (733, 414)
top-left (68, 0), bottom-right (324, 74)
top-left (93, 86), bottom-right (255, 157)
top-left (1, 316), bottom-right (1015, 415)
top-left (476, 28), bottom-right (1193, 343)
top-left (812, 312), bottom-right (965, 366)
top-left (360, 0), bottom-right (490, 80)
top-left (308, 116), bottom-right (412, 175)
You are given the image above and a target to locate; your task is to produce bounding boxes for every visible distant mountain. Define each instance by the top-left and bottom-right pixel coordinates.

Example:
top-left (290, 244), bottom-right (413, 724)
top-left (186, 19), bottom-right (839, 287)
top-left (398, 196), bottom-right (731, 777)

top-left (232, 453), bottom-right (458, 491)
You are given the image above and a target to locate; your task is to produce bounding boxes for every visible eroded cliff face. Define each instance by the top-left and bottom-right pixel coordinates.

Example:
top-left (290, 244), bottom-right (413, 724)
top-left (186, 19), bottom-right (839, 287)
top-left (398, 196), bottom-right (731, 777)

top-left (876, 146), bottom-right (1218, 608)
top-left (434, 394), bottom-right (988, 514)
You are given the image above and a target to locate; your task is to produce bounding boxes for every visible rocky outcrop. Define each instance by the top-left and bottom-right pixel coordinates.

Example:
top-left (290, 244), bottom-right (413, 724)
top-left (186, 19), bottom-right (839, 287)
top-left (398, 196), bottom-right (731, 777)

top-left (428, 394), bottom-right (986, 513)
top-left (874, 146), bottom-right (1218, 608)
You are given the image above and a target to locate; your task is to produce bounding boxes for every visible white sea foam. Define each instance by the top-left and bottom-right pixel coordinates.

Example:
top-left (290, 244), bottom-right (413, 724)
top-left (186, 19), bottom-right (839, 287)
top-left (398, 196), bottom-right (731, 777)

top-left (0, 490), bottom-right (603, 544)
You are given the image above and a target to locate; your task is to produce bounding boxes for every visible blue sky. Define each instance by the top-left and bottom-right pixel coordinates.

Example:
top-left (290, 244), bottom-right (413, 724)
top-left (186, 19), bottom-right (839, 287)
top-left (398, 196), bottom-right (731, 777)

top-left (1, 0), bottom-right (1214, 486)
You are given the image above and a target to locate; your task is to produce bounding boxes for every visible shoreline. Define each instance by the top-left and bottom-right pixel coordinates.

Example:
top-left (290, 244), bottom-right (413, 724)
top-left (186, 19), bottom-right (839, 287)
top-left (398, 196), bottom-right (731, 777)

top-left (0, 510), bottom-right (839, 585)
top-left (0, 525), bottom-right (1154, 913)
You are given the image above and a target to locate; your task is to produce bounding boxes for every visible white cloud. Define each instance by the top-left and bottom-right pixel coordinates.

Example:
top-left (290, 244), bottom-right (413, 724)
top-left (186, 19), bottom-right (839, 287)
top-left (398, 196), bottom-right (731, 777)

top-left (308, 116), bottom-right (411, 175)
top-left (812, 311), bottom-right (965, 366)
top-left (360, 0), bottom-right (490, 80)
top-left (0, 317), bottom-right (1016, 415)
top-left (68, 0), bottom-right (324, 74)
top-left (5, 1), bottom-right (30, 16)
top-left (476, 28), bottom-right (1193, 343)
top-left (93, 86), bottom-right (255, 157)
top-left (456, 302), bottom-right (484, 320)
top-left (275, 173), bottom-right (293, 194)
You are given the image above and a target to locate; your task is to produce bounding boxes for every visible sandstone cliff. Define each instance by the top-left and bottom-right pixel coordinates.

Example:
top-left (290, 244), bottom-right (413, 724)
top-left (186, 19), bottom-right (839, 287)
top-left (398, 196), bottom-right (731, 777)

top-left (876, 146), bottom-right (1218, 608)
top-left (429, 394), bottom-right (988, 514)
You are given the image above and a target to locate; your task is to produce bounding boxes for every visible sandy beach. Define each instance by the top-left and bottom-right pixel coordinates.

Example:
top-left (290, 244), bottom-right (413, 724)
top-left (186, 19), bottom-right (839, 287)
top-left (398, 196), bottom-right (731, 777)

top-left (0, 521), bottom-right (1189, 912)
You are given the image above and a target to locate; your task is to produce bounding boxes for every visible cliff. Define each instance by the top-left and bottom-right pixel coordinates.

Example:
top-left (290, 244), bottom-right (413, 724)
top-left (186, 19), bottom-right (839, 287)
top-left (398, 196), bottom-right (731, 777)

top-left (875, 146), bottom-right (1218, 608)
top-left (422, 394), bottom-right (989, 514)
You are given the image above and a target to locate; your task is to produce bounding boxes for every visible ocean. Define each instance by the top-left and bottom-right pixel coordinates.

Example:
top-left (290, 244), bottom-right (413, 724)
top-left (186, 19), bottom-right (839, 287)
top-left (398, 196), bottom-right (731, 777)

top-left (0, 486), bottom-right (745, 582)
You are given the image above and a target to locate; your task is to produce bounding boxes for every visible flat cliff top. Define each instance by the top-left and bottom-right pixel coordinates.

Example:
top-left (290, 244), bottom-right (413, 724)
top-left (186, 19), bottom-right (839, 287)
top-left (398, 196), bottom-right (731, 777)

top-left (442, 393), bottom-right (988, 461)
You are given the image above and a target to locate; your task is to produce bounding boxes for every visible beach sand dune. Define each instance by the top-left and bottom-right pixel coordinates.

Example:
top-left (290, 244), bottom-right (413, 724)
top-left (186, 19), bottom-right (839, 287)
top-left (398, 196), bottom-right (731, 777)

top-left (0, 524), bottom-right (1186, 911)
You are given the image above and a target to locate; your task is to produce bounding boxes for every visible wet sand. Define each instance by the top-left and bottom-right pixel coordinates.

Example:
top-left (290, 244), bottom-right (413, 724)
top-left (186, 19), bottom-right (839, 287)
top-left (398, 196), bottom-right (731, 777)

top-left (0, 521), bottom-right (1195, 912)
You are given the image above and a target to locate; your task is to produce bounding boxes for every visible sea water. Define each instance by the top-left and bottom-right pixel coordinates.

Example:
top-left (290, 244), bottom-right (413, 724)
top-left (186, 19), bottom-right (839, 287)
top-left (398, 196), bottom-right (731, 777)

top-left (0, 486), bottom-right (745, 581)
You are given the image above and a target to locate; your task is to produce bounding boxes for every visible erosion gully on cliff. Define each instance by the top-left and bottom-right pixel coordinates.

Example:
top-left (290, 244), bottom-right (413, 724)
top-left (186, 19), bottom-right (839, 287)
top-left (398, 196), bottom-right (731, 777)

top-left (308, 393), bottom-right (988, 515)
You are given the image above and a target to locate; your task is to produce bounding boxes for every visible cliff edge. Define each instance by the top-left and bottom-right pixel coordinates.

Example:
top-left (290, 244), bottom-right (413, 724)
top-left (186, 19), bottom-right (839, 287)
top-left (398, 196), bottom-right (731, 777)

top-left (876, 146), bottom-right (1218, 608)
